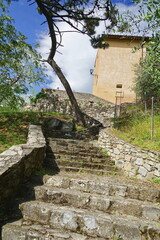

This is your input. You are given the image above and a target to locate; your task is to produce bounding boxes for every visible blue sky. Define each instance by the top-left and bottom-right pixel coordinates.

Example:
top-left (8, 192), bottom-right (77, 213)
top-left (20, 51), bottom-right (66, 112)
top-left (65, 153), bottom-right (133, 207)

top-left (7, 0), bottom-right (135, 95)
top-left (8, 0), bottom-right (46, 46)
top-left (8, 0), bottom-right (133, 46)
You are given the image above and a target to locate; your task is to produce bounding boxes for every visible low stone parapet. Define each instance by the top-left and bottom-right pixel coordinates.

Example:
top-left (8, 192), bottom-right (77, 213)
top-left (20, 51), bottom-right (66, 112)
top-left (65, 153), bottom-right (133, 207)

top-left (0, 125), bottom-right (46, 208)
top-left (98, 128), bottom-right (160, 179)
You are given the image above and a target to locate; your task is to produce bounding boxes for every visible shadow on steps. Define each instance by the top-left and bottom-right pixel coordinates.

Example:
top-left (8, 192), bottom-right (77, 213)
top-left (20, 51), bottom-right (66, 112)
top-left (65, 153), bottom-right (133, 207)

top-left (0, 151), bottom-right (60, 240)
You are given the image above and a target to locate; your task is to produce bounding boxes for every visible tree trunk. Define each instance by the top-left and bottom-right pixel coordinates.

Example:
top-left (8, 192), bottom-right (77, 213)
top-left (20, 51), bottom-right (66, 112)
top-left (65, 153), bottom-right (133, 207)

top-left (48, 58), bottom-right (86, 126)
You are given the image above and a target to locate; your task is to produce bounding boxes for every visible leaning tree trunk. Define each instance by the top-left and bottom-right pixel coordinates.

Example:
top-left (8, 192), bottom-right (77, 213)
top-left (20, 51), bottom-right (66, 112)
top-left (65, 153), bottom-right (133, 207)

top-left (35, 0), bottom-right (86, 126)
top-left (48, 59), bottom-right (86, 126)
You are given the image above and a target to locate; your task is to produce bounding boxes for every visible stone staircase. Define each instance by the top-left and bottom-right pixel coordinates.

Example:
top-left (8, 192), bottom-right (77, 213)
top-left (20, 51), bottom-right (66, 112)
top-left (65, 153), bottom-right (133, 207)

top-left (45, 137), bottom-right (120, 176)
top-left (2, 136), bottom-right (160, 239)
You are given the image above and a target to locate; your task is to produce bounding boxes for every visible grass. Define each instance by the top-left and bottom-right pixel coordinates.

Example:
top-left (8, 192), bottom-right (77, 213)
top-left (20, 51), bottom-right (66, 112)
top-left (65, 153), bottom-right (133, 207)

top-left (150, 178), bottom-right (160, 184)
top-left (0, 110), bottom-right (73, 153)
top-left (113, 114), bottom-right (160, 151)
top-left (102, 149), bottom-right (109, 156)
top-left (76, 125), bottom-right (87, 131)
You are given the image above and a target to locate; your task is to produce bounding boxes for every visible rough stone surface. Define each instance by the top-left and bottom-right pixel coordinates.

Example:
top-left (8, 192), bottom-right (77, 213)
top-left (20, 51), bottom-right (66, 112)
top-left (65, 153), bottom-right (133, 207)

top-left (2, 220), bottom-right (104, 240)
top-left (1, 121), bottom-right (160, 240)
top-left (98, 128), bottom-right (160, 179)
top-left (0, 125), bottom-right (46, 209)
top-left (2, 171), bottom-right (160, 240)
top-left (24, 88), bottom-right (115, 127)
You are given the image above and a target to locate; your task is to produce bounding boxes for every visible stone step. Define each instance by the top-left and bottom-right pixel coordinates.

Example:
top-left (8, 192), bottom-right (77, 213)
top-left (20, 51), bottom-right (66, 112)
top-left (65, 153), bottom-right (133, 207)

top-left (47, 153), bottom-right (112, 164)
top-left (35, 185), bottom-right (160, 221)
top-left (48, 138), bottom-right (93, 146)
top-left (58, 166), bottom-right (120, 176)
top-left (47, 148), bottom-right (107, 158)
top-left (48, 139), bottom-right (103, 152)
top-left (55, 159), bottom-right (118, 171)
top-left (19, 200), bottom-right (160, 240)
top-left (43, 174), bottom-right (160, 203)
top-left (43, 157), bottom-right (116, 174)
top-left (2, 220), bottom-right (104, 240)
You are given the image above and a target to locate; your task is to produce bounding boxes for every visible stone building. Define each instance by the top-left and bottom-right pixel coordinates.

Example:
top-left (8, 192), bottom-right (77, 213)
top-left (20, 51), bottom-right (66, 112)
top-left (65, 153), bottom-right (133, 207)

top-left (92, 34), bottom-right (149, 104)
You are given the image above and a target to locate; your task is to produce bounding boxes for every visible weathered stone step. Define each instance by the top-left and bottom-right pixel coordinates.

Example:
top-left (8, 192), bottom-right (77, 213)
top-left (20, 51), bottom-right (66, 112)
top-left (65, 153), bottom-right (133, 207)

top-left (58, 166), bottom-right (120, 176)
top-left (19, 201), bottom-right (160, 240)
top-left (47, 148), bottom-right (107, 159)
top-left (43, 174), bottom-right (160, 203)
top-left (48, 138), bottom-right (104, 153)
top-left (2, 220), bottom-right (104, 240)
top-left (48, 138), bottom-right (94, 147)
top-left (47, 153), bottom-right (112, 164)
top-left (55, 159), bottom-right (118, 171)
top-left (35, 185), bottom-right (160, 221)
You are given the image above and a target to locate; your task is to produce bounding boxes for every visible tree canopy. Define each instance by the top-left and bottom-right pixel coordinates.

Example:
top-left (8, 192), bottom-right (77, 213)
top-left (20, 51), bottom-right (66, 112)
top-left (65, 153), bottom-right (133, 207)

top-left (3, 0), bottom-right (118, 124)
top-left (0, 1), bottom-right (46, 109)
top-left (134, 36), bottom-right (160, 103)
top-left (29, 0), bottom-right (118, 125)
top-left (117, 0), bottom-right (160, 104)
top-left (33, 0), bottom-right (118, 59)
top-left (117, 0), bottom-right (160, 36)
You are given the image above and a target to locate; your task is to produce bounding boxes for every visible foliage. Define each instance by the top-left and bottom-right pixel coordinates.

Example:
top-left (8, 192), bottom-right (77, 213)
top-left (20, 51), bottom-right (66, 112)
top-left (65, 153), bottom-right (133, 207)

top-left (134, 37), bottom-right (160, 102)
top-left (34, 0), bottom-right (118, 56)
top-left (113, 109), bottom-right (160, 151)
top-left (150, 178), bottom-right (160, 184)
top-left (30, 92), bottom-right (48, 104)
top-left (0, 110), bottom-right (73, 153)
top-left (117, 0), bottom-right (160, 36)
top-left (117, 0), bottom-right (160, 104)
top-left (0, 1), bottom-right (46, 109)
top-left (102, 148), bottom-right (109, 156)
top-left (76, 125), bottom-right (87, 131)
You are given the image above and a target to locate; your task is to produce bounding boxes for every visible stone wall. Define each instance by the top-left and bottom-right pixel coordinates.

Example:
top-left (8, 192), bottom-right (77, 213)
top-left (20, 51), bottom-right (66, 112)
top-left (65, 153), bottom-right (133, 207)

top-left (0, 125), bottom-right (46, 208)
top-left (25, 89), bottom-right (115, 127)
top-left (98, 128), bottom-right (160, 179)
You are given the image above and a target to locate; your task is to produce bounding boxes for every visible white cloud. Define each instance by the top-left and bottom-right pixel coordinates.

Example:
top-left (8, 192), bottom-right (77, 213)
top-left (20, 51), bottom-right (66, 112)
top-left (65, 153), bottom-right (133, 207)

top-left (38, 25), bottom-right (97, 93)
top-left (37, 2), bottom-right (148, 94)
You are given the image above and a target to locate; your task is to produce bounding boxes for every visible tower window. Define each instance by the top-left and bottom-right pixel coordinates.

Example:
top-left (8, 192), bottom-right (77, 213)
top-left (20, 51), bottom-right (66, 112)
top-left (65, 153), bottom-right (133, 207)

top-left (116, 84), bottom-right (122, 88)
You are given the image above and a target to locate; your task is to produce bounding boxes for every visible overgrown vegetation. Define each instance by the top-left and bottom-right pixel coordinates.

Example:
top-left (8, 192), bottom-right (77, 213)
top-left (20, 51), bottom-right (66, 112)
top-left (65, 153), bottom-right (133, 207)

top-left (150, 178), bottom-right (160, 184)
top-left (76, 125), bottom-right (87, 131)
top-left (0, 110), bottom-right (73, 153)
top-left (113, 106), bottom-right (160, 151)
top-left (30, 92), bottom-right (48, 104)
top-left (0, 1), bottom-right (46, 109)
top-left (134, 37), bottom-right (160, 103)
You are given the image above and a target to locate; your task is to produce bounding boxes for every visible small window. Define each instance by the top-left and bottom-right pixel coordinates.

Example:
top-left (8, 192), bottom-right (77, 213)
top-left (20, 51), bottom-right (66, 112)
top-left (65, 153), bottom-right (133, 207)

top-left (116, 84), bottom-right (122, 88)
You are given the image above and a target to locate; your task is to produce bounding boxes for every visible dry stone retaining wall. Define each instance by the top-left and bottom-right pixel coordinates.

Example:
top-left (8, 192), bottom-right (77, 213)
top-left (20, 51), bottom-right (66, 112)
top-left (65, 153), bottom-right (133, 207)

top-left (98, 128), bottom-right (160, 179)
top-left (25, 89), bottom-right (115, 127)
top-left (0, 125), bottom-right (46, 208)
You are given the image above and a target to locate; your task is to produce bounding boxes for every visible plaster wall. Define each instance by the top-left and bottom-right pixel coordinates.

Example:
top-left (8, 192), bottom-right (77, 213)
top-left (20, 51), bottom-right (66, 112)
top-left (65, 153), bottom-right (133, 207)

top-left (93, 38), bottom-right (145, 104)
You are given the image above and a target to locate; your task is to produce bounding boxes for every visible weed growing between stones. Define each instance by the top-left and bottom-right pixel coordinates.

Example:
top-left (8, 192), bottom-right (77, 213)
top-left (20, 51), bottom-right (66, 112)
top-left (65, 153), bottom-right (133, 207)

top-left (102, 148), bottom-right (109, 156)
top-left (114, 235), bottom-right (122, 240)
top-left (150, 178), bottom-right (160, 184)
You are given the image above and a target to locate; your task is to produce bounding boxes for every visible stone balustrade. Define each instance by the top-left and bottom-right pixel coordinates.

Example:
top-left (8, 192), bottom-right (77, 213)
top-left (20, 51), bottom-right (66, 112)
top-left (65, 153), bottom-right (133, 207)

top-left (98, 128), bottom-right (160, 179)
top-left (0, 125), bottom-right (46, 208)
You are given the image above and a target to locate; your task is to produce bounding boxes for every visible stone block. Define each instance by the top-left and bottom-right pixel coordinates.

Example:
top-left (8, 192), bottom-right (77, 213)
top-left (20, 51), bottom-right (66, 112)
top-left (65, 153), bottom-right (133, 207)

top-left (116, 160), bottom-right (124, 168)
top-left (144, 163), bottom-right (151, 172)
top-left (154, 170), bottom-right (160, 177)
top-left (114, 148), bottom-right (120, 155)
top-left (138, 167), bottom-right (148, 177)
top-left (135, 158), bottom-right (143, 166)
top-left (124, 162), bottom-right (132, 171)
top-left (125, 155), bottom-right (132, 161)
top-left (142, 206), bottom-right (160, 221)
top-left (146, 172), bottom-right (154, 179)
top-left (0, 149), bottom-right (17, 156)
